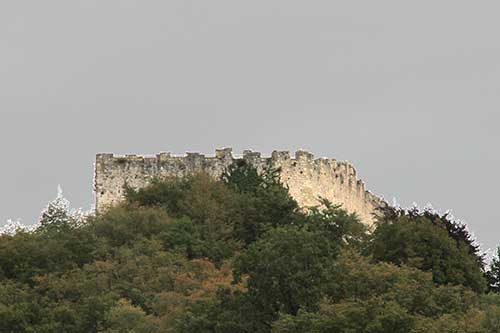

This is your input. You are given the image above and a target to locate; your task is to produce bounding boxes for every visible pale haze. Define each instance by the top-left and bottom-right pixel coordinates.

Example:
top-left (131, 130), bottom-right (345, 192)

top-left (1, 1), bottom-right (499, 251)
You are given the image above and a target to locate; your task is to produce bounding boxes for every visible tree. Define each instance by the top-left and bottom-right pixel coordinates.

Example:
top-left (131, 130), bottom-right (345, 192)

top-left (1, 186), bottom-right (87, 237)
top-left (104, 299), bottom-right (158, 333)
top-left (221, 159), bottom-right (266, 194)
top-left (272, 250), bottom-right (486, 333)
top-left (222, 161), bottom-right (300, 245)
top-left (124, 174), bottom-right (240, 263)
top-left (488, 247), bottom-right (500, 293)
top-left (233, 227), bottom-right (337, 328)
top-left (2, 172), bottom-right (499, 332)
top-left (305, 198), bottom-right (368, 250)
top-left (38, 186), bottom-right (88, 232)
top-left (92, 206), bottom-right (171, 248)
top-left (0, 219), bottom-right (35, 236)
top-left (369, 207), bottom-right (487, 293)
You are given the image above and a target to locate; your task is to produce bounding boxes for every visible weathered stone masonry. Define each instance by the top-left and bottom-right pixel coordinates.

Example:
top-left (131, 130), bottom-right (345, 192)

top-left (94, 148), bottom-right (385, 225)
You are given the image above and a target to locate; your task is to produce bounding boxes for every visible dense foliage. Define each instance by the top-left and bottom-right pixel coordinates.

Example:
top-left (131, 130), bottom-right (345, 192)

top-left (1, 161), bottom-right (500, 332)
top-left (370, 206), bottom-right (487, 293)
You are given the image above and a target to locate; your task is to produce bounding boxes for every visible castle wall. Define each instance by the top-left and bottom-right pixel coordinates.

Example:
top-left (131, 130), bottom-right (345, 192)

top-left (94, 148), bottom-right (384, 225)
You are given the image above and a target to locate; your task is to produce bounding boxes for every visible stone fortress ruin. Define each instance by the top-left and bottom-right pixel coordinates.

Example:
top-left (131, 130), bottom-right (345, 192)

top-left (94, 148), bottom-right (385, 225)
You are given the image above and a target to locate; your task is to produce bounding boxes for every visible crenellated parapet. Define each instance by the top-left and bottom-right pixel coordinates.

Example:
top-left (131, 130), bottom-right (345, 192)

top-left (95, 148), bottom-right (385, 225)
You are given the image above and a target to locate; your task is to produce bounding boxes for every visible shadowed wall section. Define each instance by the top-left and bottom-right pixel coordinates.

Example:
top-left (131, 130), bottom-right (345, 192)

top-left (94, 148), bottom-right (385, 225)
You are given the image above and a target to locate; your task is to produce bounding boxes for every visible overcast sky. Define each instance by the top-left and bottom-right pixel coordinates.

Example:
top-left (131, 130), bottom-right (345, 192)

top-left (1, 1), bottom-right (499, 251)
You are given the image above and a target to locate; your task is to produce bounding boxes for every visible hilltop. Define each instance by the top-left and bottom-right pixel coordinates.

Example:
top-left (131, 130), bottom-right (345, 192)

top-left (0, 160), bottom-right (500, 332)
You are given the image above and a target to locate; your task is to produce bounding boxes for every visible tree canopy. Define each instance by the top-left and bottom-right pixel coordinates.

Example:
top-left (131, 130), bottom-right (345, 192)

top-left (0, 162), bottom-right (499, 332)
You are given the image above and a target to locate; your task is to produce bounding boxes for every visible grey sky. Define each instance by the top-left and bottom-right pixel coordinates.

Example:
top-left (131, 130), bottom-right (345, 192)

top-left (1, 1), bottom-right (499, 251)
